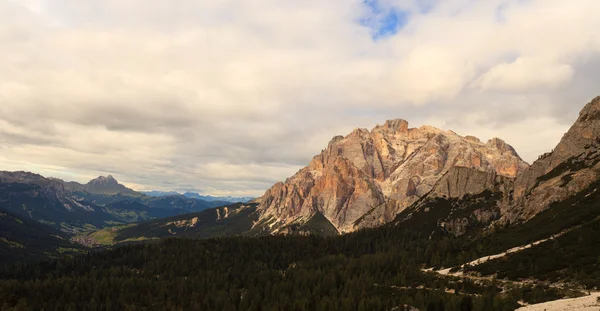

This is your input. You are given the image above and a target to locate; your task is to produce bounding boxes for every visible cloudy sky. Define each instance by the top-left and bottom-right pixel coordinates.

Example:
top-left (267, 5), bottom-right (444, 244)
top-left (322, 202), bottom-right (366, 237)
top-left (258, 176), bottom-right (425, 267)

top-left (1, 0), bottom-right (599, 196)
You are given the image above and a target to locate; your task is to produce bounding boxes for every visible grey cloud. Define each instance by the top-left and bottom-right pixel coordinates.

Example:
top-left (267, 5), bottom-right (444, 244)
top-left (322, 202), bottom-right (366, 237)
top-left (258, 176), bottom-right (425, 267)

top-left (0, 0), bottom-right (599, 196)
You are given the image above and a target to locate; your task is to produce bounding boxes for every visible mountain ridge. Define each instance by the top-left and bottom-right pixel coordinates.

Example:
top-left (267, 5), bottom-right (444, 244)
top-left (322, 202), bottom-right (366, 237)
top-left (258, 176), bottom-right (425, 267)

top-left (254, 117), bottom-right (529, 234)
top-left (142, 191), bottom-right (254, 203)
top-left (0, 172), bottom-right (229, 235)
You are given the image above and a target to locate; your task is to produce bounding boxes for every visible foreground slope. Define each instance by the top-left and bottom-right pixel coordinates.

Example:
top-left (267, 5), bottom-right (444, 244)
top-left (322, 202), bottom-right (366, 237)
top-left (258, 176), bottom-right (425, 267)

top-left (113, 203), bottom-right (261, 242)
top-left (101, 203), bottom-right (338, 245)
top-left (0, 209), bottom-right (80, 263)
top-left (0, 225), bottom-right (561, 311)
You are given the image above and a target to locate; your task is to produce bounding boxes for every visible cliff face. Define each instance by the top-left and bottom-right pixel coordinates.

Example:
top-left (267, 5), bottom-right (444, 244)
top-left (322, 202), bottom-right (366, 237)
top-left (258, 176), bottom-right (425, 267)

top-left (503, 96), bottom-right (600, 222)
top-left (395, 96), bottom-right (600, 235)
top-left (256, 119), bottom-right (528, 233)
top-left (429, 167), bottom-right (513, 199)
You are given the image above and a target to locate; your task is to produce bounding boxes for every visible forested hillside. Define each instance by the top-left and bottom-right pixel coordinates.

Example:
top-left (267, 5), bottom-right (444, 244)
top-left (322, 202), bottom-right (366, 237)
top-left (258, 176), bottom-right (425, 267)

top-left (0, 221), bottom-right (585, 311)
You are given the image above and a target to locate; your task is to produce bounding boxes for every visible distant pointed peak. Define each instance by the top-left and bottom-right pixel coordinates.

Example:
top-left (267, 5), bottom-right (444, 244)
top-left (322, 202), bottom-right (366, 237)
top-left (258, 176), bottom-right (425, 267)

top-left (88, 175), bottom-right (119, 185)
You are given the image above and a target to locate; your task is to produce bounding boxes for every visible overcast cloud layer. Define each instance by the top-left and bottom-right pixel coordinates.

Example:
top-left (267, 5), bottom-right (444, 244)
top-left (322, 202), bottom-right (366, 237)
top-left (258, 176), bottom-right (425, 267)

top-left (1, 0), bottom-right (599, 196)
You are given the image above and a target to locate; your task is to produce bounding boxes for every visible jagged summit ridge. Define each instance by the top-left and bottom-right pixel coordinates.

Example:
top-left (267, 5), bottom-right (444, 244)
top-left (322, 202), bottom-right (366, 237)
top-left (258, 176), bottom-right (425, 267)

top-left (256, 118), bottom-right (528, 233)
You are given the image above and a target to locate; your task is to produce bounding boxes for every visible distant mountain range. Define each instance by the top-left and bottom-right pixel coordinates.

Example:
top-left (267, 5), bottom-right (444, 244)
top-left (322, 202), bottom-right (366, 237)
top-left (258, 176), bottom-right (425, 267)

top-left (142, 191), bottom-right (254, 203)
top-left (0, 172), bottom-right (228, 235)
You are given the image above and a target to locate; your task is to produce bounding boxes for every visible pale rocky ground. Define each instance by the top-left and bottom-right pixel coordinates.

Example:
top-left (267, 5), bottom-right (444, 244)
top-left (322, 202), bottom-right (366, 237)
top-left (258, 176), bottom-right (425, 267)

top-left (516, 292), bottom-right (600, 311)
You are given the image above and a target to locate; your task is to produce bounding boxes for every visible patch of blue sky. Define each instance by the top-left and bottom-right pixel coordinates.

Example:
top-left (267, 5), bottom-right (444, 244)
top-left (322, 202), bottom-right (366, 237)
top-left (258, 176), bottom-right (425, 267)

top-left (361, 0), bottom-right (410, 39)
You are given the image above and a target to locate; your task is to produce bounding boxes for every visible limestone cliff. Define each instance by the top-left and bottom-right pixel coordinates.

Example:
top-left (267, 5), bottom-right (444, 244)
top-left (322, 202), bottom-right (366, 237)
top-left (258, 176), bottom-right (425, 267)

top-left (256, 119), bottom-right (528, 233)
top-left (503, 96), bottom-right (600, 222)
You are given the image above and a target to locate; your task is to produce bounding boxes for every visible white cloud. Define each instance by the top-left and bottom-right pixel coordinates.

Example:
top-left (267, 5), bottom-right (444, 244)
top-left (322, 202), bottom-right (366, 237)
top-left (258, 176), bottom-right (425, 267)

top-left (473, 57), bottom-right (574, 91)
top-left (0, 0), bottom-right (599, 196)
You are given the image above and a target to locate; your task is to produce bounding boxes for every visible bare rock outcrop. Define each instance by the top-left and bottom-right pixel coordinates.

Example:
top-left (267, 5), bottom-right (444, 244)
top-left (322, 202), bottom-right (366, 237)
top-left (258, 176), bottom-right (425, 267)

top-left (256, 119), bottom-right (528, 233)
top-left (430, 166), bottom-right (513, 199)
top-left (504, 96), bottom-right (600, 223)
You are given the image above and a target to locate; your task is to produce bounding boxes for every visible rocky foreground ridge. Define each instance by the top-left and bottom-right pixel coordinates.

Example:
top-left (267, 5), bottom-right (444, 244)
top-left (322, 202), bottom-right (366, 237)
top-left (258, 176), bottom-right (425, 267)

top-left (254, 96), bottom-right (600, 235)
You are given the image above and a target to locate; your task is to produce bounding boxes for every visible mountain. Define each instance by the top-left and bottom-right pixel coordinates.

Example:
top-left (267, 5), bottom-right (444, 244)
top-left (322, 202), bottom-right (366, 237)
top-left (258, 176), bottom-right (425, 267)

top-left (81, 175), bottom-right (138, 195)
top-left (506, 96), bottom-right (600, 222)
top-left (0, 171), bottom-right (114, 232)
top-left (99, 202), bottom-right (337, 244)
top-left (142, 190), bottom-right (180, 197)
top-left (113, 203), bottom-right (261, 243)
top-left (254, 119), bottom-right (528, 234)
top-left (142, 190), bottom-right (254, 203)
top-left (182, 192), bottom-right (254, 203)
top-left (0, 173), bottom-right (227, 234)
top-left (118, 98), bottom-right (600, 241)
top-left (391, 96), bottom-right (600, 236)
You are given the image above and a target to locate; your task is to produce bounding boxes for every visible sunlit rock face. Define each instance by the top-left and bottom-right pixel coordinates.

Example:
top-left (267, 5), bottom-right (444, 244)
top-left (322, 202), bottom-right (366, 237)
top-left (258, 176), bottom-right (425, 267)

top-left (256, 118), bottom-right (528, 233)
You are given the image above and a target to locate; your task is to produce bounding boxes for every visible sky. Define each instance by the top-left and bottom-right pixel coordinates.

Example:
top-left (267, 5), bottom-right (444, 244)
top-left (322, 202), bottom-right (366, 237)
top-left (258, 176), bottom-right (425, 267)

top-left (1, 0), bottom-right (599, 196)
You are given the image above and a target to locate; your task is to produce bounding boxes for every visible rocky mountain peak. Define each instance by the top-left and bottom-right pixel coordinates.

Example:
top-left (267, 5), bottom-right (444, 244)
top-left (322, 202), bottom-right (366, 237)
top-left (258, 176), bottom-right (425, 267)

top-left (83, 175), bottom-right (135, 195)
top-left (376, 119), bottom-right (409, 134)
top-left (553, 96), bottom-right (600, 158)
top-left (506, 96), bottom-right (600, 223)
top-left (579, 95), bottom-right (600, 118)
top-left (257, 118), bottom-right (528, 233)
top-left (88, 175), bottom-right (118, 186)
